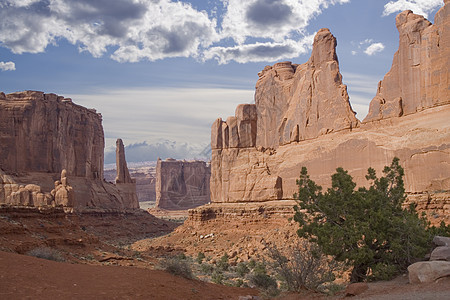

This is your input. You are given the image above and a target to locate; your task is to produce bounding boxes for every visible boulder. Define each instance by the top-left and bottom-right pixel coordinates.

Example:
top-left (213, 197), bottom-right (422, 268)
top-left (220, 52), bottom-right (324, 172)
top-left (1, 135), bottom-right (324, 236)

top-left (433, 236), bottom-right (450, 247)
top-left (408, 261), bottom-right (450, 284)
top-left (430, 246), bottom-right (450, 261)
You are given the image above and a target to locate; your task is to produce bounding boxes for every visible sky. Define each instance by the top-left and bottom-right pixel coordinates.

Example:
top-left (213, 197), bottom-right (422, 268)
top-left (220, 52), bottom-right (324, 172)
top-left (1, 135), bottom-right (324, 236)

top-left (0, 0), bottom-right (445, 163)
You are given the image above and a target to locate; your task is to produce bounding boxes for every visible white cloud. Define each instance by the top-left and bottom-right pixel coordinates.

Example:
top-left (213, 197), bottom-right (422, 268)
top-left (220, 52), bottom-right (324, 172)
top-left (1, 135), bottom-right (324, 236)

top-left (220, 0), bottom-right (349, 44)
top-left (382, 0), bottom-right (444, 18)
top-left (0, 0), bottom-right (219, 61)
top-left (0, 61), bottom-right (15, 71)
top-left (69, 87), bottom-right (254, 150)
top-left (204, 35), bottom-right (314, 64)
top-left (364, 42), bottom-right (385, 56)
top-left (0, 0), bottom-right (351, 64)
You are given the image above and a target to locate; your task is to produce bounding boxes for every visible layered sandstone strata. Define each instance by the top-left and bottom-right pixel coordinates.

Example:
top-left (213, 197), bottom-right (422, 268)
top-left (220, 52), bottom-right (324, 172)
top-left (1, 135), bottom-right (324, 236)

top-left (155, 159), bottom-right (210, 210)
top-left (208, 4), bottom-right (449, 224)
top-left (0, 91), bottom-right (138, 210)
top-left (364, 3), bottom-right (449, 122)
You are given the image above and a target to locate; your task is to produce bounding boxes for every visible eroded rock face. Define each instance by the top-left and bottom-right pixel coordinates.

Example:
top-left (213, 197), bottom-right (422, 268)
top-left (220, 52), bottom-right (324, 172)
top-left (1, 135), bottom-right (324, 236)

top-left (155, 159), bottom-right (210, 210)
top-left (115, 139), bottom-right (133, 184)
top-left (0, 91), bottom-right (103, 178)
top-left (0, 91), bottom-right (139, 211)
top-left (114, 139), bottom-right (139, 209)
top-left (208, 5), bottom-right (449, 225)
top-left (364, 4), bottom-right (449, 122)
top-left (51, 169), bottom-right (74, 207)
top-left (255, 29), bottom-right (358, 149)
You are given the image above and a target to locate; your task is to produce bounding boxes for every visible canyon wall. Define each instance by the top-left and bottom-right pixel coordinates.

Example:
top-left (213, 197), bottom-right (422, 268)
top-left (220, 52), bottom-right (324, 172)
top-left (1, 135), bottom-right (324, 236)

top-left (209, 4), bottom-right (449, 224)
top-left (364, 3), bottom-right (449, 122)
top-left (156, 159), bottom-right (210, 210)
top-left (0, 91), bottom-right (138, 210)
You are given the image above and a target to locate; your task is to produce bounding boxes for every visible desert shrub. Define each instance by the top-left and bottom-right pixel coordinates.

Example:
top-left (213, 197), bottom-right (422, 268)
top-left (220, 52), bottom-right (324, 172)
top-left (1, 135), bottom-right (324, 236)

top-left (247, 259), bottom-right (256, 270)
top-left (211, 269), bottom-right (224, 284)
top-left (196, 252), bottom-right (206, 264)
top-left (160, 256), bottom-right (193, 279)
top-left (236, 261), bottom-right (250, 277)
top-left (248, 272), bottom-right (278, 297)
top-left (267, 240), bottom-right (337, 292)
top-left (294, 158), bottom-right (438, 282)
top-left (234, 278), bottom-right (244, 287)
top-left (26, 247), bottom-right (65, 262)
top-left (200, 262), bottom-right (214, 274)
top-left (216, 253), bottom-right (229, 271)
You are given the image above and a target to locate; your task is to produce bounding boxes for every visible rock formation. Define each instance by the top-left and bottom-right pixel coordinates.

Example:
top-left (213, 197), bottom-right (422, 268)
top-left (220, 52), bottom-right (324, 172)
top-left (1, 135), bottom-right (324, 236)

top-left (115, 139), bottom-right (133, 184)
top-left (155, 159), bottom-right (210, 210)
top-left (104, 164), bottom-right (157, 204)
top-left (51, 169), bottom-right (74, 207)
top-left (0, 91), bottom-right (139, 211)
top-left (207, 3), bottom-right (449, 224)
top-left (0, 91), bottom-right (103, 178)
top-left (114, 139), bottom-right (139, 209)
top-left (364, 3), bottom-right (449, 122)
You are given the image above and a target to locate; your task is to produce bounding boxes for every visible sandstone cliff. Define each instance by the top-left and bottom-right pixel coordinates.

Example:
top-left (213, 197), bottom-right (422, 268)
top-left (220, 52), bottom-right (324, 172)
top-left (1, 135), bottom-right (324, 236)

top-left (114, 138), bottom-right (139, 209)
top-left (208, 4), bottom-right (449, 224)
top-left (155, 159), bottom-right (210, 210)
top-left (0, 91), bottom-right (138, 211)
top-left (364, 4), bottom-right (449, 122)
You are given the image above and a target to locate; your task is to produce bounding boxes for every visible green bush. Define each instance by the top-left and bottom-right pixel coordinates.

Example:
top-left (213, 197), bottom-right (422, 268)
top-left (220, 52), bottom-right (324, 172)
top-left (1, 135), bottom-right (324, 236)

top-left (200, 263), bottom-right (214, 274)
top-left (196, 252), bottom-right (206, 264)
top-left (236, 261), bottom-right (250, 277)
top-left (216, 254), bottom-right (229, 271)
top-left (160, 256), bottom-right (193, 279)
top-left (26, 247), bottom-right (65, 262)
top-left (211, 269), bottom-right (224, 284)
top-left (294, 158), bottom-right (439, 282)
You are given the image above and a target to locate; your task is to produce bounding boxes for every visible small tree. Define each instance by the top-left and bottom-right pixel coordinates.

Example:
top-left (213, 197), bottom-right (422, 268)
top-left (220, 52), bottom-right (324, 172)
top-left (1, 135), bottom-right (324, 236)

top-left (294, 158), bottom-right (436, 282)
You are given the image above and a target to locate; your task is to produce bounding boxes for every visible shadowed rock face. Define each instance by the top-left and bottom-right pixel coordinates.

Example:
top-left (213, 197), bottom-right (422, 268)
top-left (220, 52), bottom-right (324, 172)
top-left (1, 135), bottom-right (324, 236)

top-left (208, 4), bottom-right (450, 225)
top-left (155, 159), bottom-right (210, 210)
top-left (115, 139), bottom-right (133, 184)
top-left (364, 4), bottom-right (450, 122)
top-left (0, 91), bottom-right (139, 211)
top-left (0, 91), bottom-right (104, 178)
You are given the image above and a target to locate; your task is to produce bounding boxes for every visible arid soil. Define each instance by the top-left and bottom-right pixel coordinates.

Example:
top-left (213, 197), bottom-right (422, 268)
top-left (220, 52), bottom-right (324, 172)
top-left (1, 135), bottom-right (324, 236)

top-left (0, 206), bottom-right (449, 299)
top-left (0, 250), bottom-right (258, 300)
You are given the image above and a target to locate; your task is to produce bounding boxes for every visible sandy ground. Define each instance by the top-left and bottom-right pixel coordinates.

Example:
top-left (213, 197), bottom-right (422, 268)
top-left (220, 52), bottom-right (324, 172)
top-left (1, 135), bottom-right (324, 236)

top-left (0, 250), bottom-right (258, 300)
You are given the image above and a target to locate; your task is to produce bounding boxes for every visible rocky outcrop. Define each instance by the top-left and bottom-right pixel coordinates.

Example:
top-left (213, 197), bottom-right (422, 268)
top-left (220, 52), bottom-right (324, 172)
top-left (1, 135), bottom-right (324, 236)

top-left (104, 164), bottom-right (157, 203)
top-left (364, 4), bottom-right (449, 122)
top-left (0, 91), bottom-right (103, 178)
top-left (255, 29), bottom-right (358, 148)
top-left (114, 139), bottom-right (139, 209)
top-left (115, 139), bottom-right (133, 184)
top-left (0, 91), bottom-right (138, 211)
top-left (208, 4), bottom-right (449, 225)
top-left (155, 159), bottom-right (210, 210)
top-left (51, 169), bottom-right (74, 207)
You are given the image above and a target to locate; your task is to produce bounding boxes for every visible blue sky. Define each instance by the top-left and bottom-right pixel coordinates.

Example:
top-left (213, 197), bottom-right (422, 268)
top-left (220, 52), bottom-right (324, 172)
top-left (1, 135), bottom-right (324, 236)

top-left (0, 0), bottom-right (444, 163)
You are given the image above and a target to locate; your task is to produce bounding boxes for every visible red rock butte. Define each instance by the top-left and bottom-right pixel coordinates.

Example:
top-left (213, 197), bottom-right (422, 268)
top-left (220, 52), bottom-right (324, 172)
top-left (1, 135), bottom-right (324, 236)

top-left (207, 3), bottom-right (449, 225)
top-left (0, 91), bottom-right (138, 211)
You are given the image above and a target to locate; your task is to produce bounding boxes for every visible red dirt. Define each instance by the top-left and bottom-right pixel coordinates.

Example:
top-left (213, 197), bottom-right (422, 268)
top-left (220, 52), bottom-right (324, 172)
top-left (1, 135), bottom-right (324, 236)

top-left (0, 250), bottom-right (258, 299)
